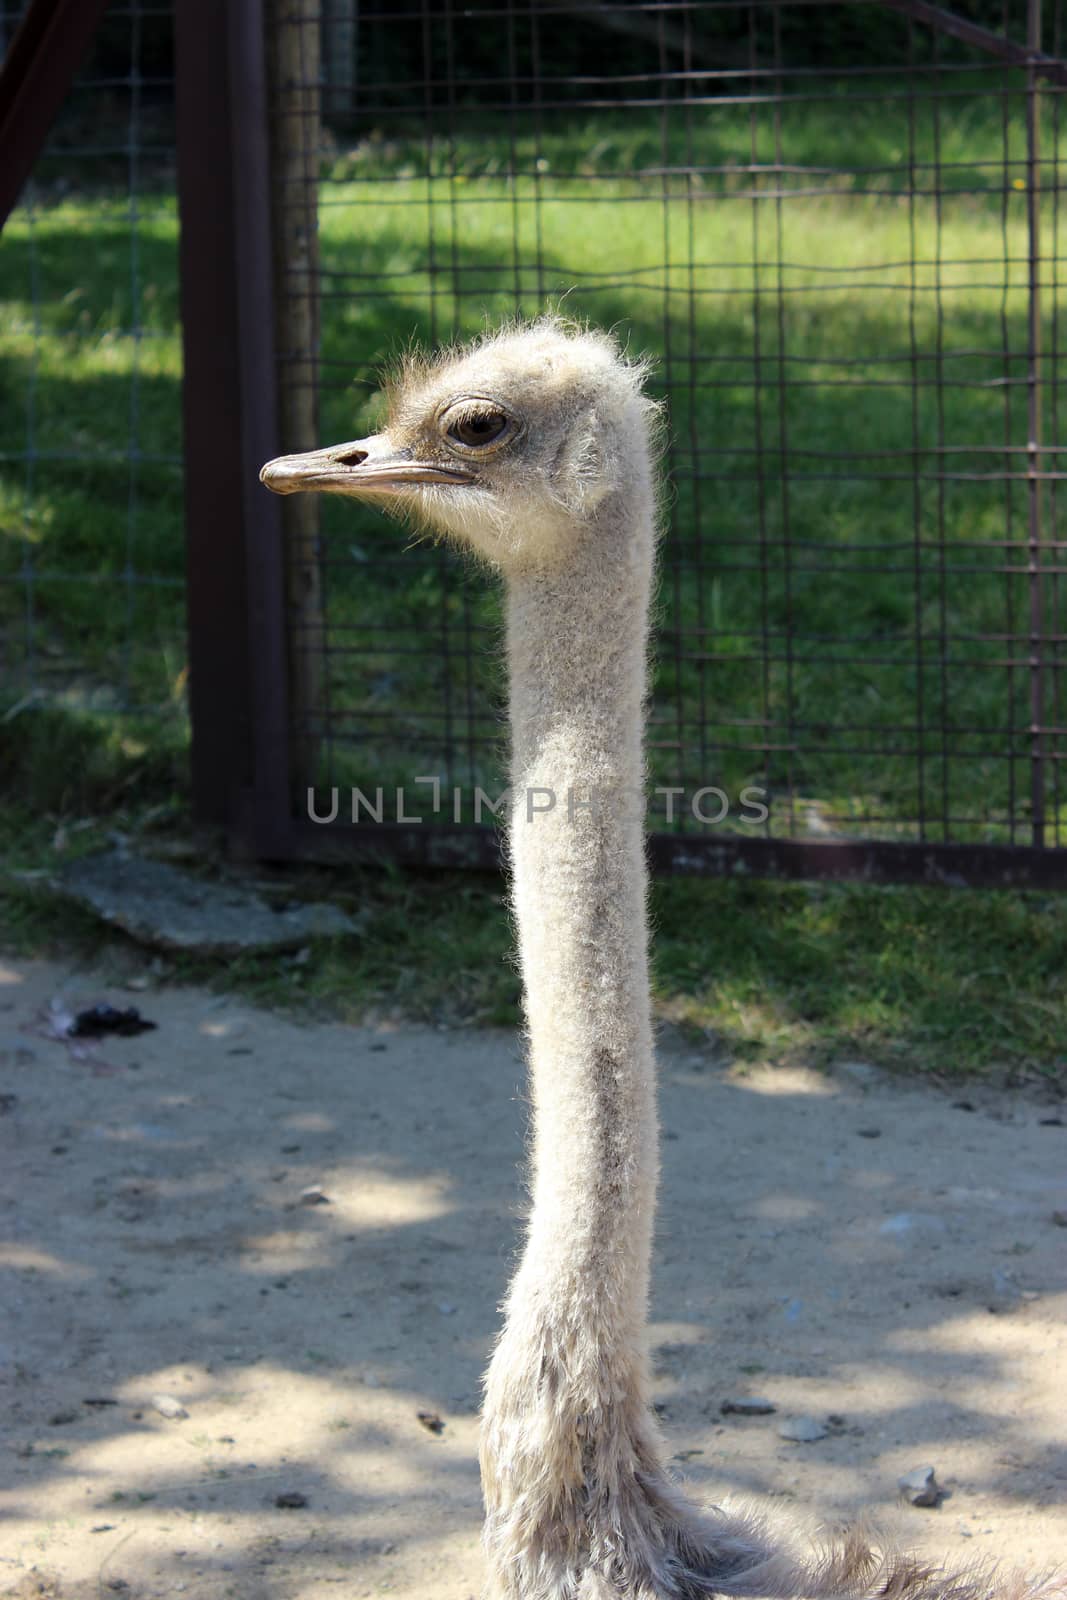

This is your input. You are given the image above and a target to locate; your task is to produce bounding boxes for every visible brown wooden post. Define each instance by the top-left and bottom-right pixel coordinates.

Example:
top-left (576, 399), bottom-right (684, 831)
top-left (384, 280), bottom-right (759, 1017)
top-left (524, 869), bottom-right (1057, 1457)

top-left (266, 0), bottom-right (325, 792)
top-left (176, 0), bottom-right (294, 856)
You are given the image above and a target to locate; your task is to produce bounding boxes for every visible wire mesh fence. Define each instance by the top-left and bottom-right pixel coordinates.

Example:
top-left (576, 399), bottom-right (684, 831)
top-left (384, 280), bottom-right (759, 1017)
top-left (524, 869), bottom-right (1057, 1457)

top-left (4, 0), bottom-right (1067, 876)
top-left (0, 1), bottom-right (186, 790)
top-left (263, 0), bottom-right (1067, 873)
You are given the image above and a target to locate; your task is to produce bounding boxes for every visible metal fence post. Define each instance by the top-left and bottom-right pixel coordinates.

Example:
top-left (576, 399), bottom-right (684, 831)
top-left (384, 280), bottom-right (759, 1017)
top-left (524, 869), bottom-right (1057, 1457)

top-left (267, 0), bottom-right (325, 794)
top-left (1026, 0), bottom-right (1047, 848)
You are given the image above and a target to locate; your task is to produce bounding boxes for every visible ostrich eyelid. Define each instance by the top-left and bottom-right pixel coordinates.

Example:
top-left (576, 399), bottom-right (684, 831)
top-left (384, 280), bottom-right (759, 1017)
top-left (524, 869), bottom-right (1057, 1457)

top-left (436, 396), bottom-right (523, 454)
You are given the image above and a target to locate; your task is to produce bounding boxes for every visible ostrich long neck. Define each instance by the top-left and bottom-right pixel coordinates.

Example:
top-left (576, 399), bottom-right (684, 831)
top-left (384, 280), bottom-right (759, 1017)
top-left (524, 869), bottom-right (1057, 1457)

top-left (503, 488), bottom-right (657, 1370)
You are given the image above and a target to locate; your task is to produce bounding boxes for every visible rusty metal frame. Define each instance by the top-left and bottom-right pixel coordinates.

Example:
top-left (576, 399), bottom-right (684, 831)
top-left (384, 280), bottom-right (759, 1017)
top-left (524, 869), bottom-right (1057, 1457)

top-left (879, 0), bottom-right (1067, 86)
top-left (5, 0), bottom-right (1064, 884)
top-left (257, 0), bottom-right (1066, 886)
top-left (891, 0), bottom-right (1050, 865)
top-left (0, 0), bottom-right (112, 227)
top-left (279, 819), bottom-right (1067, 890)
top-left (0, 0), bottom-right (295, 855)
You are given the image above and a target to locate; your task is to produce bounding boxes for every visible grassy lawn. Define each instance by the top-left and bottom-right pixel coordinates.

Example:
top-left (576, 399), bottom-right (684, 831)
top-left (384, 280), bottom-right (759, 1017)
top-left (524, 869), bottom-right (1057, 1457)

top-left (3, 821), bottom-right (1065, 1082)
top-left (2, 78), bottom-right (1067, 1082)
top-left (307, 80), bottom-right (1067, 843)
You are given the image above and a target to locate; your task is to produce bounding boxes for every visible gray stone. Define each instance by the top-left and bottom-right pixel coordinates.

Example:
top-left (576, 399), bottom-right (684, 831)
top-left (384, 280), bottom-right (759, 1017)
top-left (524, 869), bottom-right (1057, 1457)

top-left (777, 1414), bottom-right (828, 1443)
top-left (151, 1393), bottom-right (188, 1420)
top-left (837, 1060), bottom-right (879, 1087)
top-left (0, 1035), bottom-right (37, 1066)
top-left (898, 1465), bottom-right (942, 1507)
top-left (57, 851), bottom-right (357, 956)
top-left (879, 1212), bottom-right (948, 1238)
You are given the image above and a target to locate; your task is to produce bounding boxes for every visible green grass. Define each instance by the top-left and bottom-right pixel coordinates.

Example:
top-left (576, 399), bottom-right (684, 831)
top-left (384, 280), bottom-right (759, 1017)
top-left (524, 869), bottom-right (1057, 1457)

top-left (2, 835), bottom-right (1065, 1081)
top-left (186, 870), bottom-right (1067, 1082)
top-left (2, 80), bottom-right (1067, 1081)
top-left (5, 80), bottom-right (1064, 835)
top-left (304, 79), bottom-right (1067, 840)
top-left (0, 196), bottom-right (185, 704)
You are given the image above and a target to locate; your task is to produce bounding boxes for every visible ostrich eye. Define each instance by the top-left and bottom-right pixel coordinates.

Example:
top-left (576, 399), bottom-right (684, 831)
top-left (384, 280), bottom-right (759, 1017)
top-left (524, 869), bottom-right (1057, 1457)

top-left (445, 409), bottom-right (512, 450)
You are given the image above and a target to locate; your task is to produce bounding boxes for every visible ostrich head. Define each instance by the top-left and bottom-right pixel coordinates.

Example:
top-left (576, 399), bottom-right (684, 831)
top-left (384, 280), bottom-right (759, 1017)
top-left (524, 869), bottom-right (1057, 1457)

top-left (259, 318), bottom-right (657, 570)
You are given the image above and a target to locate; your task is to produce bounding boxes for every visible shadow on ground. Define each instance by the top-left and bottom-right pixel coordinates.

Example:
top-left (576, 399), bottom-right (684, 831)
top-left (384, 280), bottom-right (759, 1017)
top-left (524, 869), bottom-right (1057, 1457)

top-left (1, 954), bottom-right (1065, 1600)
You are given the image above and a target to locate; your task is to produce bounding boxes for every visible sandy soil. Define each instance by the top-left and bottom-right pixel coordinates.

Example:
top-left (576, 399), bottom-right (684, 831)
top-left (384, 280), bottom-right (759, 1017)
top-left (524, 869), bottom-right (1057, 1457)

top-left (1, 953), bottom-right (1065, 1599)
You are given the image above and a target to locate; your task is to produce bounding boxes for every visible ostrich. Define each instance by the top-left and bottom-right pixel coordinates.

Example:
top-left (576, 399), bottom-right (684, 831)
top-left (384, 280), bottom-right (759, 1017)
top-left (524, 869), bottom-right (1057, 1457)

top-left (260, 318), bottom-right (1060, 1600)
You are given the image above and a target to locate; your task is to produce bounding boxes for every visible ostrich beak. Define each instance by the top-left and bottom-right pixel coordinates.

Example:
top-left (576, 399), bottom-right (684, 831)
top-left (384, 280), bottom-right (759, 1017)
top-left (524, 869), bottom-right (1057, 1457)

top-left (259, 434), bottom-right (475, 497)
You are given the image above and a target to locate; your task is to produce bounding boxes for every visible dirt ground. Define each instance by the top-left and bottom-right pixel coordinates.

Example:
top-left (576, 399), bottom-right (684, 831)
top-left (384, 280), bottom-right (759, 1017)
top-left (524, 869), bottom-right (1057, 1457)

top-left (2, 953), bottom-right (1065, 1599)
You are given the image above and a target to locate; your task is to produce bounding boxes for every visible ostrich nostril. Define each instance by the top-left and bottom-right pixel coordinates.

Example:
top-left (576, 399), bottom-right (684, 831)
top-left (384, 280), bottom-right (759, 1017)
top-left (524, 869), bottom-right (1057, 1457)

top-left (336, 448), bottom-right (369, 467)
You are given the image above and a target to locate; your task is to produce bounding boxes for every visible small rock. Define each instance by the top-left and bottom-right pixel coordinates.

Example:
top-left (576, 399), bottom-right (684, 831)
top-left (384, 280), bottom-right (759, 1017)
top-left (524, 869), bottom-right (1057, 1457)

top-left (991, 1268), bottom-right (1023, 1305)
top-left (1051, 1211), bottom-right (1067, 1228)
top-left (58, 850), bottom-right (358, 955)
top-left (275, 1491), bottom-right (308, 1509)
top-left (92, 1524), bottom-right (117, 1533)
top-left (151, 1393), bottom-right (188, 1420)
top-left (899, 1465), bottom-right (943, 1507)
top-left (855, 1127), bottom-right (881, 1139)
top-left (437, 1301), bottom-right (457, 1316)
top-left (837, 1060), bottom-right (878, 1086)
top-left (0, 1092), bottom-right (17, 1114)
top-left (721, 1397), bottom-right (776, 1416)
top-left (0, 1037), bottom-right (37, 1066)
top-left (300, 1185), bottom-right (330, 1205)
top-left (879, 1212), bottom-right (947, 1238)
top-left (417, 1410), bottom-right (445, 1435)
top-left (48, 1408), bottom-right (79, 1426)
top-left (778, 1415), bottom-right (828, 1443)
